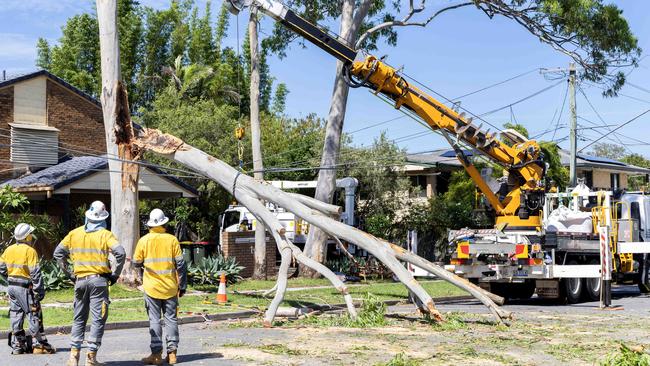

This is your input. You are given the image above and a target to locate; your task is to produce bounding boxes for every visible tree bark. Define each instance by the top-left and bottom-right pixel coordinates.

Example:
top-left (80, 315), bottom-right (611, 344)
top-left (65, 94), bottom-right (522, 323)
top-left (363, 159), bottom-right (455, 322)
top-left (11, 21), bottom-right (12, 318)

top-left (132, 127), bottom-right (511, 324)
top-left (248, 6), bottom-right (267, 280)
top-left (96, 0), bottom-right (140, 285)
top-left (303, 0), bottom-right (357, 276)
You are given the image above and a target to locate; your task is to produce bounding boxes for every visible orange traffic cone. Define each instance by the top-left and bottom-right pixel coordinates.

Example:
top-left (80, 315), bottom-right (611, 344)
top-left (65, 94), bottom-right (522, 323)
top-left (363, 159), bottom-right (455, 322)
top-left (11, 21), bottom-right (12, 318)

top-left (216, 273), bottom-right (228, 303)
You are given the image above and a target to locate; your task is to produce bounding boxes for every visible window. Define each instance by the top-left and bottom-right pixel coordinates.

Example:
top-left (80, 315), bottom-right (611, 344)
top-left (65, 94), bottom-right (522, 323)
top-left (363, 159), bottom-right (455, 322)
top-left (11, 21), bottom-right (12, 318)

top-left (10, 124), bottom-right (59, 167)
top-left (410, 175), bottom-right (427, 197)
top-left (610, 173), bottom-right (620, 190)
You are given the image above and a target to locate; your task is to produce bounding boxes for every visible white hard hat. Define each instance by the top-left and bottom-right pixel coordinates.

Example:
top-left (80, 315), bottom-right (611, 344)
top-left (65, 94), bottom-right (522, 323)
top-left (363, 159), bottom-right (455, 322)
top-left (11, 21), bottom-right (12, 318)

top-left (14, 223), bottom-right (35, 241)
top-left (147, 208), bottom-right (169, 227)
top-left (85, 200), bottom-right (110, 221)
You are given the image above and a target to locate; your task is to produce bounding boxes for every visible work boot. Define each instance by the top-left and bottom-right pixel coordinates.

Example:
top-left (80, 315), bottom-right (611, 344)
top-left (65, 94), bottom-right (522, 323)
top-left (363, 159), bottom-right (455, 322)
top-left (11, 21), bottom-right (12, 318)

top-left (141, 352), bottom-right (163, 365)
top-left (86, 351), bottom-right (106, 366)
top-left (33, 342), bottom-right (56, 354)
top-left (66, 348), bottom-right (80, 366)
top-left (11, 346), bottom-right (25, 355)
top-left (166, 350), bottom-right (178, 365)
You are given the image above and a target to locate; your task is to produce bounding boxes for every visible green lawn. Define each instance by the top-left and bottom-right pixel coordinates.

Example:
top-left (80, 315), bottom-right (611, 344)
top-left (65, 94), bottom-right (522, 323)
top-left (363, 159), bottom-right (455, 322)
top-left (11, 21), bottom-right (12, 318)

top-left (0, 279), bottom-right (466, 329)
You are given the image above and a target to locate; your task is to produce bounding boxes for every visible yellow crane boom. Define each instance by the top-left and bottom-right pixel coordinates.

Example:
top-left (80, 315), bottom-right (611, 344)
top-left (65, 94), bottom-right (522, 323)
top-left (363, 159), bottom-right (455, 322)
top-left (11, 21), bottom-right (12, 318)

top-left (226, 0), bottom-right (546, 230)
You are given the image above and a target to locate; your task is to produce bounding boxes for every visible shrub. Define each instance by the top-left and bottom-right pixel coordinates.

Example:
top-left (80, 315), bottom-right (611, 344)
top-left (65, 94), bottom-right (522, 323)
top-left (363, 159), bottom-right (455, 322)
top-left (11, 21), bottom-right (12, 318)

top-left (187, 255), bottom-right (244, 286)
top-left (600, 344), bottom-right (650, 366)
top-left (40, 259), bottom-right (74, 291)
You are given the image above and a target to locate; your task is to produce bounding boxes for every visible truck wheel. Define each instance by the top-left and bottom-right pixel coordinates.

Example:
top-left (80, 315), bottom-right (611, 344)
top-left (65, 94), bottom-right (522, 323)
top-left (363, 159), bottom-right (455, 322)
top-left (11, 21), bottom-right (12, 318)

top-left (638, 254), bottom-right (650, 293)
top-left (584, 259), bottom-right (601, 301)
top-left (563, 260), bottom-right (583, 304)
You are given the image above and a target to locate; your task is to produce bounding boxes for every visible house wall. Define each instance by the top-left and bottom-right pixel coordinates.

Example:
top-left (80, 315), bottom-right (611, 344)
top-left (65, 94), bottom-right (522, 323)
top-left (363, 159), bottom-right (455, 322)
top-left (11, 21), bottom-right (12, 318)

top-left (588, 169), bottom-right (630, 190)
top-left (221, 231), bottom-right (279, 278)
top-left (14, 77), bottom-right (47, 125)
top-left (47, 80), bottom-right (106, 156)
top-left (0, 79), bottom-right (106, 180)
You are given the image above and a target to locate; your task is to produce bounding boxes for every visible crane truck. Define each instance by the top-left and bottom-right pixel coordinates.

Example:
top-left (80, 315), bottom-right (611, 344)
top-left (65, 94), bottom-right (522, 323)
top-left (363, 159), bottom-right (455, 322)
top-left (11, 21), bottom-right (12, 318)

top-left (224, 0), bottom-right (650, 303)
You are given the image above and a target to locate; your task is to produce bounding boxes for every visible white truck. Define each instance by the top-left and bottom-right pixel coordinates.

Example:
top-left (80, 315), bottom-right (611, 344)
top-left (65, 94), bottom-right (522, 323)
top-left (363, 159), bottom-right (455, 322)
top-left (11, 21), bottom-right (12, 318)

top-left (218, 177), bottom-right (359, 247)
top-left (445, 186), bottom-right (650, 303)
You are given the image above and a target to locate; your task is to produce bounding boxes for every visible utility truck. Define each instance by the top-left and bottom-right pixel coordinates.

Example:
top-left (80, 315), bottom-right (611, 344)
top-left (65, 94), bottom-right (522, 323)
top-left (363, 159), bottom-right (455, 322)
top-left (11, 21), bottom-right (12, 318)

top-left (445, 185), bottom-right (650, 302)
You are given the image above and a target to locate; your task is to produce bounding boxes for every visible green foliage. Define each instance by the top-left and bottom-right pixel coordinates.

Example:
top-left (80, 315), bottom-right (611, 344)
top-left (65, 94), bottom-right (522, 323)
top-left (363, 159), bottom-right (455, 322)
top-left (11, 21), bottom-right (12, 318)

top-left (539, 141), bottom-right (569, 191)
top-left (599, 344), bottom-right (650, 366)
top-left (299, 292), bottom-right (388, 328)
top-left (325, 257), bottom-right (390, 278)
top-left (35, 38), bottom-right (51, 69)
top-left (501, 122), bottom-right (529, 147)
top-left (591, 142), bottom-right (626, 160)
top-left (0, 188), bottom-right (64, 247)
top-left (478, 0), bottom-right (640, 95)
top-left (0, 185), bottom-right (29, 211)
top-left (40, 260), bottom-right (74, 291)
top-left (401, 171), bottom-right (488, 261)
top-left (341, 133), bottom-right (413, 241)
top-left (621, 154), bottom-right (650, 191)
top-left (187, 255), bottom-right (244, 286)
top-left (376, 353), bottom-right (423, 366)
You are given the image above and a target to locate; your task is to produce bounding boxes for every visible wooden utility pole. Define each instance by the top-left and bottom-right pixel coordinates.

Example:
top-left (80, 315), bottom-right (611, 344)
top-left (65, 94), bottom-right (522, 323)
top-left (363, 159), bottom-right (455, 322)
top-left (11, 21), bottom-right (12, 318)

top-left (568, 62), bottom-right (577, 187)
top-left (249, 6), bottom-right (267, 279)
top-left (96, 0), bottom-right (140, 284)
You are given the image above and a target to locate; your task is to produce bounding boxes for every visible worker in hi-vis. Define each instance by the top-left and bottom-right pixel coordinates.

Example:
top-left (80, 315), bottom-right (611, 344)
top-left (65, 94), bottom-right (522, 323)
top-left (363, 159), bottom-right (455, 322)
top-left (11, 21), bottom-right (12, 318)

top-left (53, 201), bottom-right (126, 366)
top-left (134, 208), bottom-right (187, 365)
top-left (0, 223), bottom-right (56, 355)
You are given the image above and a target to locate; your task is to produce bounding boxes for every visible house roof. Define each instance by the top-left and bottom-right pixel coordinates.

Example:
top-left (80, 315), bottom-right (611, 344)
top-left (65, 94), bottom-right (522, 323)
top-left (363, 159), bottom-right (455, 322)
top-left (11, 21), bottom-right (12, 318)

top-left (0, 69), bottom-right (101, 107)
top-left (406, 149), bottom-right (463, 168)
top-left (3, 156), bottom-right (198, 196)
top-left (558, 149), bottom-right (650, 174)
top-left (406, 148), bottom-right (650, 174)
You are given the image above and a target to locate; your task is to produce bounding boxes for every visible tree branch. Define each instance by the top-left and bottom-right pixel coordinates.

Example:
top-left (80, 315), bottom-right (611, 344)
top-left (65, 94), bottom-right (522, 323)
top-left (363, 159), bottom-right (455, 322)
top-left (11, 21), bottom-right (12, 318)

top-left (355, 2), bottom-right (474, 49)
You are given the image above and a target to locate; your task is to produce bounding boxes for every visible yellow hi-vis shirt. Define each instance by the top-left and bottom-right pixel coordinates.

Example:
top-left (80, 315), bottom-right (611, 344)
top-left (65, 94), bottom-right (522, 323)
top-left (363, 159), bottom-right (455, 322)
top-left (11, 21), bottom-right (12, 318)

top-left (60, 226), bottom-right (119, 277)
top-left (133, 226), bottom-right (183, 299)
top-left (0, 243), bottom-right (38, 279)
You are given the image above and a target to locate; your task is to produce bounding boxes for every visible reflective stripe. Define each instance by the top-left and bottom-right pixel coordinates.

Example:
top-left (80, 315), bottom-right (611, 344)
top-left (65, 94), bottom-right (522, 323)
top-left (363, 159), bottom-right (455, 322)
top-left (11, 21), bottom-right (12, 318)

top-left (73, 260), bottom-right (110, 267)
top-left (70, 248), bottom-right (108, 255)
top-left (174, 255), bottom-right (184, 262)
top-left (144, 257), bottom-right (174, 264)
top-left (8, 276), bottom-right (30, 283)
top-left (145, 268), bottom-right (175, 275)
top-left (6, 264), bottom-right (30, 271)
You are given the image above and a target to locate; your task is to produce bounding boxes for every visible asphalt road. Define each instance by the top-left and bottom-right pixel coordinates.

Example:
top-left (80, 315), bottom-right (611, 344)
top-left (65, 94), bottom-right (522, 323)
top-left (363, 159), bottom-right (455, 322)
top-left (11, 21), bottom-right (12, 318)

top-left (3, 285), bottom-right (648, 365)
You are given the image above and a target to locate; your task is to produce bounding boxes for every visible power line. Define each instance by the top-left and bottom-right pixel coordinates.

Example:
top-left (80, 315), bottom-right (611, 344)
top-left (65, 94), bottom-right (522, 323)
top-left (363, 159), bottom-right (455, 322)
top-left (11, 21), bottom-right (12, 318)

top-left (577, 85), bottom-right (632, 154)
top-left (479, 79), bottom-right (564, 117)
top-left (579, 109), bottom-right (650, 152)
top-left (451, 68), bottom-right (540, 101)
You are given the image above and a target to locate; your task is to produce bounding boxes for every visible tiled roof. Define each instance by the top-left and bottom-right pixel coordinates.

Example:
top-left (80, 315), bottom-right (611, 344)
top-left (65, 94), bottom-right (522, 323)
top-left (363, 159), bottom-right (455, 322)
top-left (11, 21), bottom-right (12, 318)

top-left (3, 156), bottom-right (198, 195)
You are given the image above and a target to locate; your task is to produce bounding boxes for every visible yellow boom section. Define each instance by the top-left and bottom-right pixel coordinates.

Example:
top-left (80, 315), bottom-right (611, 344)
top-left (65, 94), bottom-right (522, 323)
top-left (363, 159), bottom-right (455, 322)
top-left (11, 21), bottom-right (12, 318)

top-left (351, 56), bottom-right (545, 229)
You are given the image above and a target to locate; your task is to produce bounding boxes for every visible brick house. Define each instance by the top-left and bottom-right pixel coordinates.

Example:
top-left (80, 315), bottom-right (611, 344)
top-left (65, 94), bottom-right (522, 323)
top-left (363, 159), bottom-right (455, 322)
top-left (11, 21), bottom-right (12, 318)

top-left (0, 70), bottom-right (106, 179)
top-left (0, 70), bottom-right (197, 237)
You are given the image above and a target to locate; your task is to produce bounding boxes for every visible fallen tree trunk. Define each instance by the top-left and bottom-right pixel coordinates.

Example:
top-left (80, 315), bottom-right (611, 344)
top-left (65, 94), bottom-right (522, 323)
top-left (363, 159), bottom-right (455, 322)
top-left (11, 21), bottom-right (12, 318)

top-left (133, 127), bottom-right (509, 324)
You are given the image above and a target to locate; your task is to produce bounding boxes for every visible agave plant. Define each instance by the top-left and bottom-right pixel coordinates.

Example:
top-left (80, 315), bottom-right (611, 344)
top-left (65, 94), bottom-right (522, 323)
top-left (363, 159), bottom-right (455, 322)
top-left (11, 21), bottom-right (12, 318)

top-left (40, 259), bottom-right (74, 291)
top-left (187, 255), bottom-right (243, 286)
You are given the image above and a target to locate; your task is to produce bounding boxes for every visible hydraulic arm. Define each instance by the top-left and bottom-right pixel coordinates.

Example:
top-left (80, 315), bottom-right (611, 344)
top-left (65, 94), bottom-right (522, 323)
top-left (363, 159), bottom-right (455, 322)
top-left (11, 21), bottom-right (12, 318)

top-left (226, 0), bottom-right (546, 230)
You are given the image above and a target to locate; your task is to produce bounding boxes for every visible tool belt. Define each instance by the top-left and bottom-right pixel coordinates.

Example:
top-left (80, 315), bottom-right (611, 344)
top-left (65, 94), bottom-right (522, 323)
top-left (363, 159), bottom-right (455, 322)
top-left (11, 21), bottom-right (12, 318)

top-left (7, 279), bottom-right (31, 288)
top-left (76, 273), bottom-right (110, 282)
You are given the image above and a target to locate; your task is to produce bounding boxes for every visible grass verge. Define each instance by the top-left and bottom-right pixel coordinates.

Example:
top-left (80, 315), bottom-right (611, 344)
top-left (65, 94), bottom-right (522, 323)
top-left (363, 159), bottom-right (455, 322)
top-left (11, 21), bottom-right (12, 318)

top-left (0, 279), bottom-right (466, 329)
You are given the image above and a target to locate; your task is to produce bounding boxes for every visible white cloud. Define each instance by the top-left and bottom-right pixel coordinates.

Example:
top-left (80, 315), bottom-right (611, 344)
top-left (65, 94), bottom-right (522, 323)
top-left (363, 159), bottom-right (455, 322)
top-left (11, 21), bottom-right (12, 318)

top-left (0, 33), bottom-right (37, 61)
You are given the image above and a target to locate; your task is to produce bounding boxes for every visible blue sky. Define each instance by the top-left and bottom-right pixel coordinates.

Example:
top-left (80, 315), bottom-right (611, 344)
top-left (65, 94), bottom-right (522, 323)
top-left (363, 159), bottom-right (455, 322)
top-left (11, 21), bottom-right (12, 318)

top-left (1, 0), bottom-right (649, 157)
